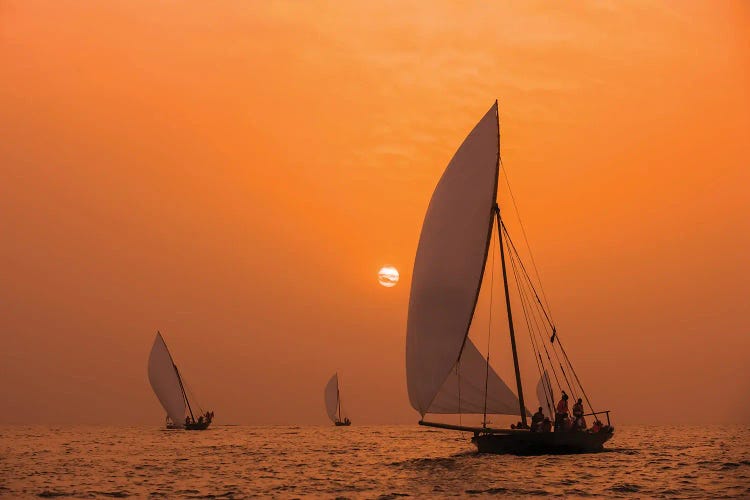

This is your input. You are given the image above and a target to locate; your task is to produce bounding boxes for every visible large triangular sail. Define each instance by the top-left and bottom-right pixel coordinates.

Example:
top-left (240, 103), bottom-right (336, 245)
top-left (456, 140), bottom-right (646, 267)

top-left (324, 373), bottom-right (342, 423)
top-left (406, 102), bottom-right (501, 416)
top-left (147, 332), bottom-right (186, 425)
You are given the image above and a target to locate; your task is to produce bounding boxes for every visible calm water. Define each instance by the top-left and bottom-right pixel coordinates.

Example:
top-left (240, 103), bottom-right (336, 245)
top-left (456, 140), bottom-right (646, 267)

top-left (1, 425), bottom-right (749, 498)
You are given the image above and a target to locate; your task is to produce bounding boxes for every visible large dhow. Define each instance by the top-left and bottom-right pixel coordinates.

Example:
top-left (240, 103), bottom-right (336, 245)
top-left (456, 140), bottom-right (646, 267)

top-left (406, 101), bottom-right (613, 454)
top-left (324, 373), bottom-right (351, 426)
top-left (147, 332), bottom-right (214, 430)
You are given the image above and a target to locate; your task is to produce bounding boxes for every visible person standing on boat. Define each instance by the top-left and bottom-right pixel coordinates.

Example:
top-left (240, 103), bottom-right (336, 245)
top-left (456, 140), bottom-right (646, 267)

top-left (572, 398), bottom-right (583, 418)
top-left (572, 398), bottom-right (586, 430)
top-left (554, 392), bottom-right (569, 431)
top-left (531, 407), bottom-right (545, 432)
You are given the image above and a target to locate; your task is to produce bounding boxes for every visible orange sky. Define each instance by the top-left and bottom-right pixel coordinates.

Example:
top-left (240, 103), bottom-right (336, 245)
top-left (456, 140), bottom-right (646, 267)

top-left (1, 1), bottom-right (748, 425)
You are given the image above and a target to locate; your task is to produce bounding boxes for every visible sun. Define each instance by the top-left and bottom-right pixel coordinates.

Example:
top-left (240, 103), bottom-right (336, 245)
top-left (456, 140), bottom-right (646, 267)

top-left (378, 266), bottom-right (399, 287)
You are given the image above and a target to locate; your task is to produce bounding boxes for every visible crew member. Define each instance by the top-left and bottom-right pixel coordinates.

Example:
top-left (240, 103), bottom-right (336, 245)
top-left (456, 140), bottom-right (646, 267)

top-left (531, 407), bottom-right (545, 432)
top-left (572, 398), bottom-right (586, 430)
top-left (554, 392), bottom-right (569, 431)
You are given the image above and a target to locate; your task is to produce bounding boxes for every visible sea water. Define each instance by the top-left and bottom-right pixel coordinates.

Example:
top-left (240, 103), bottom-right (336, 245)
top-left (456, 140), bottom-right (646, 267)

top-left (1, 425), bottom-right (748, 498)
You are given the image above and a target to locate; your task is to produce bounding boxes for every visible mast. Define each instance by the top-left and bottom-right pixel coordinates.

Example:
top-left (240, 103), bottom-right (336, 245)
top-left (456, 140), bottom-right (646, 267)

top-left (173, 364), bottom-right (195, 422)
top-left (156, 331), bottom-right (196, 423)
top-left (496, 208), bottom-right (528, 427)
top-left (480, 100), bottom-right (501, 428)
top-left (337, 377), bottom-right (342, 423)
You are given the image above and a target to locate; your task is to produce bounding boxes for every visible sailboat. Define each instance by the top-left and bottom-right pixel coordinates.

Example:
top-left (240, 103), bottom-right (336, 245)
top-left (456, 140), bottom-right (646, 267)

top-left (147, 331), bottom-right (214, 430)
top-left (406, 101), bottom-right (614, 454)
top-left (324, 373), bottom-right (351, 426)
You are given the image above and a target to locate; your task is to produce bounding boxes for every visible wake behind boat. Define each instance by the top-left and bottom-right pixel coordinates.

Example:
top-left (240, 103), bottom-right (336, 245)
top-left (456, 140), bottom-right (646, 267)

top-left (406, 101), bottom-right (613, 455)
top-left (324, 373), bottom-right (351, 426)
top-left (147, 331), bottom-right (214, 430)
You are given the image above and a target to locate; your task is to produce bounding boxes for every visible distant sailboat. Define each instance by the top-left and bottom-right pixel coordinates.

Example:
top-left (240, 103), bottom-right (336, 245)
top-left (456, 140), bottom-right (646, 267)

top-left (324, 373), bottom-right (351, 426)
top-left (406, 101), bottom-right (613, 454)
top-left (147, 332), bottom-right (214, 430)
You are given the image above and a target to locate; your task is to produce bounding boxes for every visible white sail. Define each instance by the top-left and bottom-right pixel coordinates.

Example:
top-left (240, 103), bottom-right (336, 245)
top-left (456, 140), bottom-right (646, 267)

top-left (428, 338), bottom-right (527, 415)
top-left (147, 332), bottom-right (186, 426)
top-left (324, 373), bottom-right (340, 423)
top-left (406, 102), bottom-right (501, 416)
top-left (536, 369), bottom-right (553, 417)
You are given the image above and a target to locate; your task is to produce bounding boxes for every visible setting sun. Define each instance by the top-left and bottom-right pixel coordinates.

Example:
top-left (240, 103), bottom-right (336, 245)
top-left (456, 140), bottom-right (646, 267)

top-left (377, 266), bottom-right (399, 288)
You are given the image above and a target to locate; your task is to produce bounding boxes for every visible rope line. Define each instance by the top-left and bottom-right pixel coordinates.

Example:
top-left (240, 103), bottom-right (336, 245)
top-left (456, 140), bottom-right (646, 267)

top-left (505, 228), bottom-right (548, 414)
top-left (500, 161), bottom-right (554, 323)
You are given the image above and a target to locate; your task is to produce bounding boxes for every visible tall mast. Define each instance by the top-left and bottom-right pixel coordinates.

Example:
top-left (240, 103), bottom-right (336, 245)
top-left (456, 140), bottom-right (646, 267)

top-left (494, 102), bottom-right (527, 427)
top-left (157, 331), bottom-right (196, 423)
top-left (496, 207), bottom-right (528, 427)
top-left (337, 377), bottom-right (342, 423)
top-left (174, 364), bottom-right (195, 422)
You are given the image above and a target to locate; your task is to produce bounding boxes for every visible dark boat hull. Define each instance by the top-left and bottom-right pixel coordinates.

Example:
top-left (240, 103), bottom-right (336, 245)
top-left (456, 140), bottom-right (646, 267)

top-left (472, 429), bottom-right (614, 455)
top-left (334, 421), bottom-right (351, 426)
top-left (184, 421), bottom-right (211, 431)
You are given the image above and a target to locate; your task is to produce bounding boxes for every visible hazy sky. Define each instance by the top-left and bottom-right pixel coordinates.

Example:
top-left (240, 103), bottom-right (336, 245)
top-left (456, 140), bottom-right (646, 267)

top-left (1, 1), bottom-right (748, 426)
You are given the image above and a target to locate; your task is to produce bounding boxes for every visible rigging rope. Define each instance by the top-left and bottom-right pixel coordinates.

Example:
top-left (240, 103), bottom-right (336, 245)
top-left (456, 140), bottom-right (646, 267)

top-left (502, 222), bottom-right (578, 405)
top-left (556, 338), bottom-right (597, 416)
top-left (500, 220), bottom-right (555, 332)
top-left (504, 229), bottom-right (546, 409)
top-left (181, 375), bottom-right (205, 415)
top-left (505, 228), bottom-right (559, 418)
top-left (497, 161), bottom-right (599, 420)
top-left (500, 161), bottom-right (555, 324)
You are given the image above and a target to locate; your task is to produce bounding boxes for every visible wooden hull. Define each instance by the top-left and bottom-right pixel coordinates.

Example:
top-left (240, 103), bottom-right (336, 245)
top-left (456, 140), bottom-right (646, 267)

top-left (184, 421), bottom-right (211, 431)
top-left (472, 429), bottom-right (614, 455)
top-left (334, 421), bottom-right (351, 426)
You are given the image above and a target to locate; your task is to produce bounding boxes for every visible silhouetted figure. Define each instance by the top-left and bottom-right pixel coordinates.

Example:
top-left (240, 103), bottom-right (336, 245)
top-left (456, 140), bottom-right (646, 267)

top-left (571, 397), bottom-right (585, 430)
top-left (541, 417), bottom-right (552, 432)
top-left (531, 407), bottom-right (545, 432)
top-left (572, 398), bottom-right (584, 418)
top-left (554, 392), bottom-right (569, 431)
top-left (575, 415), bottom-right (587, 431)
top-left (563, 414), bottom-right (573, 431)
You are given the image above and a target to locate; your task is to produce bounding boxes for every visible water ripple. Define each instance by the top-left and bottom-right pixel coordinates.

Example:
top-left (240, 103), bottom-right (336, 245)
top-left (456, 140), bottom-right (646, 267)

top-left (1, 424), bottom-right (748, 498)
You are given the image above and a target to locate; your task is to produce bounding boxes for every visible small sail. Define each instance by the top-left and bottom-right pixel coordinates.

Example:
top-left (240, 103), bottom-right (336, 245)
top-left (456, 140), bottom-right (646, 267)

top-left (536, 369), bottom-right (553, 417)
top-left (406, 102), bottom-right (500, 415)
top-left (428, 338), bottom-right (528, 415)
top-left (324, 373), bottom-right (340, 423)
top-left (147, 333), bottom-right (186, 426)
